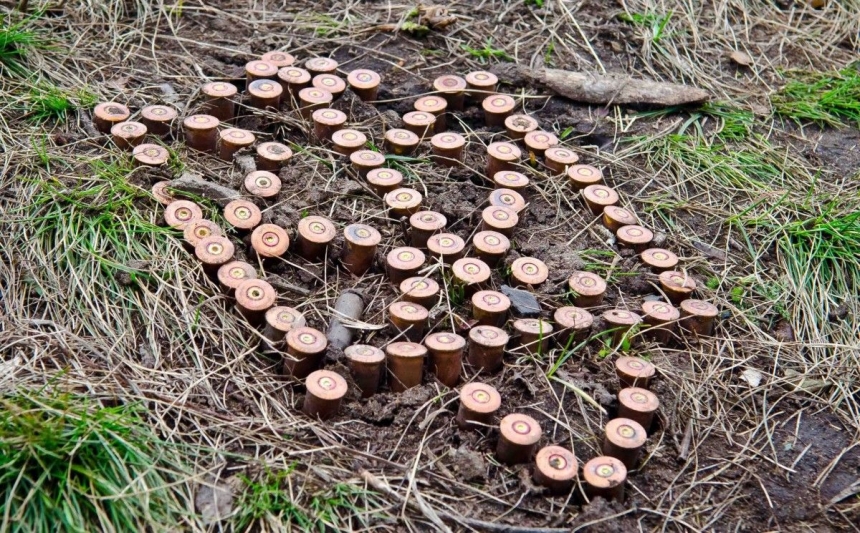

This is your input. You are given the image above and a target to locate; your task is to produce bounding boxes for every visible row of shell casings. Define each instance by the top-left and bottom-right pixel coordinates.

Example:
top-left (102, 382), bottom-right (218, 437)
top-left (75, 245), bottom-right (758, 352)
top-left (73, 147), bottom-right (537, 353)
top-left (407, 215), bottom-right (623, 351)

top-left (412, 73), bottom-right (566, 158)
top-left (153, 144), bottom-right (349, 421)
top-left (93, 102), bottom-right (182, 168)
top-left (457, 384), bottom-right (582, 494)
top-left (451, 383), bottom-right (627, 499)
top-left (94, 69), bottom-right (376, 164)
top-left (162, 194), bottom-right (534, 295)
top-left (154, 200), bottom-right (282, 322)
top-left (574, 192), bottom-right (720, 336)
top-left (162, 198), bottom-right (387, 277)
top-left (310, 353), bottom-right (661, 496)
top-left (423, 78), bottom-right (713, 335)
top-left (341, 323), bottom-right (570, 395)
top-left (194, 51), bottom-right (377, 120)
top-left (384, 282), bottom-right (651, 386)
top-left (545, 152), bottom-right (722, 336)
top-left (152, 168), bottom-right (285, 221)
top-left (155, 197), bottom-right (342, 382)
top-left (338, 333), bottom-right (521, 395)
top-left (484, 140), bottom-right (614, 185)
top-left (386, 295), bottom-right (711, 380)
top-left (483, 103), bottom-right (717, 336)
top-left (93, 99), bottom-right (259, 162)
top-left (165, 200), bottom-right (717, 342)
top-left (242, 53), bottom-right (383, 114)
top-left (300, 331), bottom-right (665, 426)
top-left (311, 118), bottom-right (462, 169)
top-left (292, 326), bottom-right (666, 419)
top-left (310, 124), bottom-right (469, 175)
top-left (591, 357), bottom-right (664, 501)
top-left (408, 72), bottom-right (501, 135)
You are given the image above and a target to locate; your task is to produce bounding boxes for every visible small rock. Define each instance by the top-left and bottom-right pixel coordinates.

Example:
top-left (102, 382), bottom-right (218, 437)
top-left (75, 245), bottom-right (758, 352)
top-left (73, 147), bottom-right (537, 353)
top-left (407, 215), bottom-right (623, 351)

top-left (652, 232), bottom-right (668, 247)
top-left (51, 132), bottom-right (78, 146)
top-left (455, 317), bottom-right (478, 334)
top-left (235, 155), bottom-right (256, 175)
top-left (828, 304), bottom-right (849, 322)
top-left (501, 285), bottom-right (541, 317)
top-left (773, 319), bottom-right (795, 342)
top-left (138, 343), bottom-right (157, 369)
top-left (449, 446), bottom-right (486, 482)
top-left (114, 260), bottom-right (150, 287)
top-left (740, 368), bottom-right (763, 387)
top-left (729, 50), bottom-right (752, 66)
top-left (379, 109), bottom-right (401, 128)
top-left (594, 225), bottom-right (614, 244)
top-left (159, 83), bottom-right (181, 104)
top-left (195, 475), bottom-right (240, 524)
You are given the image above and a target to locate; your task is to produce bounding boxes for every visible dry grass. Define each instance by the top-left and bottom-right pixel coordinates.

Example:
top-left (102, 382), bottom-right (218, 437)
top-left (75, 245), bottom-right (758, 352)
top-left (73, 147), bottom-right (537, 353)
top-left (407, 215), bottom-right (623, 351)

top-left (2, 0), bottom-right (860, 531)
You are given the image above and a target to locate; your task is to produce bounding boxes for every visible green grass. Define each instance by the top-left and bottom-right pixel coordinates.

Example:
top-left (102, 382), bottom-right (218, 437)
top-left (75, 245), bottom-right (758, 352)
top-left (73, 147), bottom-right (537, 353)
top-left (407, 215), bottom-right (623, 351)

top-left (772, 64), bottom-right (860, 127)
top-left (596, 328), bottom-right (636, 356)
top-left (543, 40), bottom-right (555, 66)
top-left (24, 157), bottom-right (180, 332)
top-left (299, 13), bottom-right (347, 38)
top-left (461, 39), bottom-right (513, 63)
top-left (0, 390), bottom-right (196, 532)
top-left (634, 123), bottom-right (857, 349)
top-left (617, 10), bottom-right (673, 44)
top-left (700, 102), bottom-right (755, 141)
top-left (446, 276), bottom-right (466, 307)
top-left (576, 249), bottom-right (636, 283)
top-left (637, 102), bottom-right (755, 141)
top-left (234, 467), bottom-right (377, 531)
top-left (32, 158), bottom-right (172, 275)
top-left (525, 0), bottom-right (544, 8)
top-left (735, 199), bottom-right (860, 335)
top-left (638, 133), bottom-right (790, 193)
top-left (0, 11), bottom-right (51, 76)
top-left (777, 205), bottom-right (860, 299)
top-left (25, 84), bottom-right (96, 123)
top-left (234, 466), bottom-right (313, 530)
top-left (401, 21), bottom-right (430, 37)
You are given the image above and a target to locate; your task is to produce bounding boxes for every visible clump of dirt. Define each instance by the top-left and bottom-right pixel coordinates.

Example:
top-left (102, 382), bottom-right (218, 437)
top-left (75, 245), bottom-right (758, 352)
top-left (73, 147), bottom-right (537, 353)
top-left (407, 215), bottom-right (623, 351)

top-left (448, 446), bottom-right (487, 482)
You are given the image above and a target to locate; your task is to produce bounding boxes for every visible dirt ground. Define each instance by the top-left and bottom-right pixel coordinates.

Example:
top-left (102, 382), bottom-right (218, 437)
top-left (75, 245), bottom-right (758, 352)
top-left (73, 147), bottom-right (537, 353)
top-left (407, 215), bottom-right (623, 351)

top-left (1, 0), bottom-right (859, 531)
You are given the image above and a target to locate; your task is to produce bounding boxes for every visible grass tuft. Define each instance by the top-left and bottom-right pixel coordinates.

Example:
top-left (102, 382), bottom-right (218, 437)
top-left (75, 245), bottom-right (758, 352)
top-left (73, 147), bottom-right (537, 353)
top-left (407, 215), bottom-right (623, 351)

top-left (234, 466), bottom-right (313, 530)
top-left (778, 205), bottom-right (860, 297)
top-left (23, 157), bottom-right (179, 333)
top-left (700, 102), bottom-right (755, 141)
top-left (461, 39), bottom-right (513, 63)
top-left (234, 467), bottom-right (377, 531)
top-left (0, 390), bottom-right (195, 532)
top-left (25, 84), bottom-right (97, 123)
top-left (617, 10), bottom-right (673, 44)
top-left (0, 11), bottom-right (50, 76)
top-left (637, 133), bottom-right (790, 193)
top-left (771, 64), bottom-right (860, 127)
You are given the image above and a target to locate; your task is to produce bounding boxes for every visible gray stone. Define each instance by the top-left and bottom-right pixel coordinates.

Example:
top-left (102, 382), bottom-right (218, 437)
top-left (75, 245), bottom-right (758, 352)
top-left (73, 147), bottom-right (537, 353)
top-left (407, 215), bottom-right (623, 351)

top-left (501, 284), bottom-right (540, 317)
